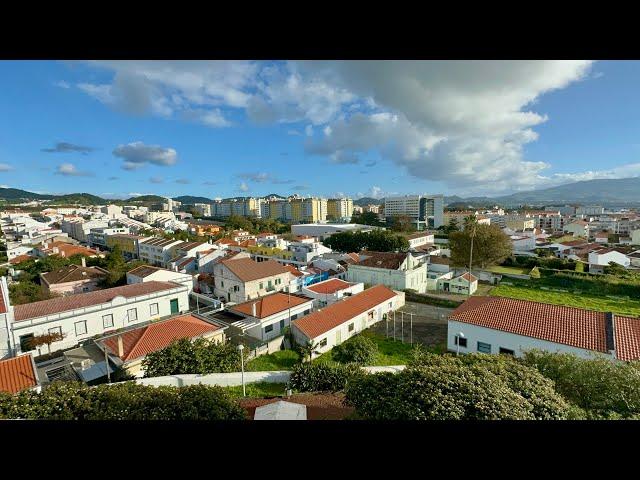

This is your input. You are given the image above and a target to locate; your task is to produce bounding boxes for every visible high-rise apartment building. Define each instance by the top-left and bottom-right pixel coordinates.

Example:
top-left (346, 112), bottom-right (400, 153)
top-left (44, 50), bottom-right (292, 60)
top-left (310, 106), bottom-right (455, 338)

top-left (327, 198), bottom-right (354, 221)
top-left (384, 194), bottom-right (444, 229)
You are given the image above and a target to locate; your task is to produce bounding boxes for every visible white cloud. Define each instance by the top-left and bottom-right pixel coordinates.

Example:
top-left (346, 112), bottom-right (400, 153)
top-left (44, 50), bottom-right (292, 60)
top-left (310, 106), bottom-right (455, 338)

top-left (305, 125), bottom-right (313, 137)
top-left (0, 163), bottom-right (14, 172)
top-left (149, 176), bottom-right (164, 184)
top-left (239, 182), bottom-right (249, 192)
top-left (113, 141), bottom-right (177, 170)
top-left (54, 80), bottom-right (70, 89)
top-left (55, 163), bottom-right (93, 177)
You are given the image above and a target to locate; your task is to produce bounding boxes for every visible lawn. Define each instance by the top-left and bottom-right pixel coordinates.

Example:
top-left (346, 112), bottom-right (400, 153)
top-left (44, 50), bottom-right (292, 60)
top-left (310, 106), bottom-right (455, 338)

top-left (486, 265), bottom-right (531, 275)
top-left (491, 284), bottom-right (640, 317)
top-left (315, 330), bottom-right (416, 366)
top-left (224, 382), bottom-right (288, 398)
top-left (246, 349), bottom-right (300, 371)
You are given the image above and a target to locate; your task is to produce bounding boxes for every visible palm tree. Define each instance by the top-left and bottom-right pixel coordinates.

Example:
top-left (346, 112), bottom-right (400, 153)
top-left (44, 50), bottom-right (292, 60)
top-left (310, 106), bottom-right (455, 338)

top-left (298, 340), bottom-right (321, 363)
top-left (463, 215), bottom-right (478, 298)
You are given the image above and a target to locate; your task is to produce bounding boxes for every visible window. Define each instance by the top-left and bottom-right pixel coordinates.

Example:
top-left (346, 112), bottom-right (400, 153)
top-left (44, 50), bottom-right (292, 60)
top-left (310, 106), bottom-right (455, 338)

top-left (265, 324), bottom-right (274, 333)
top-left (477, 342), bottom-right (491, 354)
top-left (127, 308), bottom-right (138, 323)
top-left (348, 323), bottom-right (354, 332)
top-left (388, 302), bottom-right (393, 308)
top-left (221, 280), bottom-right (224, 287)
top-left (291, 314), bottom-right (298, 320)
top-left (82, 286), bottom-right (90, 292)
top-left (233, 285), bottom-right (239, 292)
top-left (75, 320), bottom-right (87, 336)
top-left (304, 309), bottom-right (310, 315)
top-left (19, 334), bottom-right (35, 352)
top-left (150, 303), bottom-right (159, 316)
top-left (454, 336), bottom-right (467, 348)
top-left (259, 282), bottom-right (263, 289)
top-left (48, 326), bottom-right (62, 337)
top-left (102, 314), bottom-right (114, 328)
top-left (279, 319), bottom-right (285, 330)
top-left (499, 347), bottom-right (515, 356)
top-left (368, 310), bottom-right (374, 321)
top-left (319, 338), bottom-right (327, 347)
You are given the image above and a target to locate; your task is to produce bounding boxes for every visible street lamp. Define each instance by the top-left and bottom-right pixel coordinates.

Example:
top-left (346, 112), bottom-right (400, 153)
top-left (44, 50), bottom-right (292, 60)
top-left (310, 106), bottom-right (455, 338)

top-left (456, 331), bottom-right (465, 356)
top-left (237, 343), bottom-right (246, 397)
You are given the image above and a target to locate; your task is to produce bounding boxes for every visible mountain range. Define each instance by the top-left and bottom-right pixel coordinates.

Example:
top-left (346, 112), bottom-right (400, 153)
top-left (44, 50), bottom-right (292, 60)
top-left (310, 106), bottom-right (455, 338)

top-left (2, 177), bottom-right (640, 207)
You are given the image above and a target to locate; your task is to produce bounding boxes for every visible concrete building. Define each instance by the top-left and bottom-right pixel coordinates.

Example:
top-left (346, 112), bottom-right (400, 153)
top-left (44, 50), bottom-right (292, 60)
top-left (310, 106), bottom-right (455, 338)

top-left (290, 223), bottom-right (384, 242)
top-left (301, 278), bottom-right (364, 308)
top-left (87, 226), bottom-right (130, 250)
top-left (440, 272), bottom-right (478, 295)
top-left (0, 279), bottom-right (189, 359)
top-left (100, 204), bottom-right (123, 219)
top-left (588, 248), bottom-right (631, 269)
top-left (61, 218), bottom-right (109, 242)
top-left (576, 205), bottom-right (605, 216)
top-left (327, 198), bottom-right (354, 222)
top-left (447, 296), bottom-right (640, 361)
top-left (106, 234), bottom-right (148, 260)
top-left (564, 220), bottom-right (590, 238)
top-left (384, 194), bottom-right (444, 229)
top-left (126, 265), bottom-right (195, 294)
top-left (193, 203), bottom-right (212, 217)
top-left (40, 264), bottom-right (110, 296)
top-left (212, 257), bottom-right (293, 303)
top-left (403, 232), bottom-right (435, 250)
top-left (291, 285), bottom-right (404, 358)
top-left (346, 251), bottom-right (428, 294)
top-left (137, 237), bottom-right (184, 268)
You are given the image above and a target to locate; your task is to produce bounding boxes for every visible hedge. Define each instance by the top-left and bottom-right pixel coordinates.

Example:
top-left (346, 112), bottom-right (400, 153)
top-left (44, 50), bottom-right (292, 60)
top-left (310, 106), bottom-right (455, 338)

top-left (332, 335), bottom-right (379, 365)
top-left (0, 381), bottom-right (247, 420)
top-left (288, 362), bottom-right (365, 392)
top-left (403, 290), bottom-right (463, 308)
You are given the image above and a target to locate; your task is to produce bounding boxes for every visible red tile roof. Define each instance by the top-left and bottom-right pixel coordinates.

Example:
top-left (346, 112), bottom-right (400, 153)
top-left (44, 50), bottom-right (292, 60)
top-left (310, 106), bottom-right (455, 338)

top-left (13, 281), bottom-right (183, 322)
top-left (0, 354), bottom-right (38, 394)
top-left (221, 258), bottom-right (289, 282)
top-left (306, 278), bottom-right (352, 295)
top-left (459, 272), bottom-right (478, 282)
top-left (284, 264), bottom-right (304, 277)
top-left (449, 296), bottom-right (637, 355)
top-left (103, 314), bottom-right (223, 362)
top-left (10, 254), bottom-right (34, 265)
top-left (230, 292), bottom-right (312, 319)
top-left (293, 285), bottom-right (397, 339)
top-left (613, 316), bottom-right (640, 361)
top-left (0, 285), bottom-right (6, 314)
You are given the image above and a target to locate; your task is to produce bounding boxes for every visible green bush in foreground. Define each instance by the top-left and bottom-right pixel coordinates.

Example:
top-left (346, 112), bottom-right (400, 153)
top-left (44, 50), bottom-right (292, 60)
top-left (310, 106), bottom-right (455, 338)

top-left (332, 335), bottom-right (379, 365)
top-left (345, 353), bottom-right (575, 420)
top-left (0, 382), bottom-right (246, 420)
top-left (288, 362), bottom-right (364, 392)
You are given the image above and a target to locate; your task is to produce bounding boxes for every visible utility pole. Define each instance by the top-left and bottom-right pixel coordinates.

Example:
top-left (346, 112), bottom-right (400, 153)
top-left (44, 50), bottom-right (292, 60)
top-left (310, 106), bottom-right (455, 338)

top-left (410, 313), bottom-right (413, 345)
top-left (393, 310), bottom-right (396, 341)
top-left (401, 311), bottom-right (404, 343)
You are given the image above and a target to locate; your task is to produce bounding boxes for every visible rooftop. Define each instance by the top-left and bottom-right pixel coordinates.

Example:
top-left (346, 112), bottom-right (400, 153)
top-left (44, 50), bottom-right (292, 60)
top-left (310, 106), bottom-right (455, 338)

top-left (229, 292), bottom-right (312, 319)
top-left (221, 257), bottom-right (290, 282)
top-left (356, 252), bottom-right (408, 270)
top-left (41, 264), bottom-right (109, 285)
top-left (0, 353), bottom-right (38, 394)
top-left (306, 278), bottom-right (353, 295)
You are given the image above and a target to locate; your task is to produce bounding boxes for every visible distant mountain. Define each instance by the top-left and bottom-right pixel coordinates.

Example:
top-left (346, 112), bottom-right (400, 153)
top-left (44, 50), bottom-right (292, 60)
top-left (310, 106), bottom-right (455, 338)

top-left (124, 195), bottom-right (166, 203)
top-left (51, 193), bottom-right (107, 205)
top-left (0, 188), bottom-right (55, 201)
top-left (354, 197), bottom-right (384, 207)
top-left (172, 195), bottom-right (213, 204)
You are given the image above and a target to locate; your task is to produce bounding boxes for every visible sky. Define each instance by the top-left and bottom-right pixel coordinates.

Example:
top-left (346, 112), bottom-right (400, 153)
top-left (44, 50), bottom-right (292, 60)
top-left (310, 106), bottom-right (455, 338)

top-left (1, 60), bottom-right (640, 200)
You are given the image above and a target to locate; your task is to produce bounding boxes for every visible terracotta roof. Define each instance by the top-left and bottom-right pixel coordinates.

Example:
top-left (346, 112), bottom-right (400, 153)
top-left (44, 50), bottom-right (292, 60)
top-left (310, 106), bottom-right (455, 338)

top-left (284, 264), bottom-right (304, 277)
top-left (0, 285), bottom-right (6, 314)
top-left (10, 254), bottom-right (34, 265)
top-left (306, 278), bottom-right (352, 295)
top-left (459, 272), bottom-right (478, 282)
top-left (560, 240), bottom-right (588, 247)
top-left (346, 252), bottom-right (360, 263)
top-left (293, 285), bottom-right (397, 339)
top-left (221, 258), bottom-right (289, 282)
top-left (13, 281), bottom-right (182, 322)
top-left (356, 252), bottom-right (408, 270)
top-left (613, 316), bottom-right (640, 361)
top-left (429, 256), bottom-right (450, 265)
top-left (230, 292), bottom-right (312, 319)
top-left (215, 238), bottom-right (238, 246)
top-left (102, 314), bottom-right (222, 362)
top-left (43, 242), bottom-right (100, 258)
top-left (0, 354), bottom-right (38, 394)
top-left (450, 296), bottom-right (610, 353)
top-left (41, 265), bottom-right (109, 285)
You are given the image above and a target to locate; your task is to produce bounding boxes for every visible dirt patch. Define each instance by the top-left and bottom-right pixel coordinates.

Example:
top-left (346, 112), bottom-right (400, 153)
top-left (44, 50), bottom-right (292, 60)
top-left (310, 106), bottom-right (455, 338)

top-left (239, 392), bottom-right (354, 420)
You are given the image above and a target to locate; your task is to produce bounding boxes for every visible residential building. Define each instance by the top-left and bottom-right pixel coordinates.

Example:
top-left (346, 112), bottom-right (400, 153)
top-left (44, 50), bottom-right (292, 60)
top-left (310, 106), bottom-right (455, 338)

top-left (576, 205), bottom-right (605, 216)
top-left (447, 296), bottom-right (640, 360)
top-left (504, 216), bottom-right (535, 231)
top-left (40, 264), bottom-right (110, 296)
top-left (301, 278), bottom-right (364, 308)
top-left (87, 226), bottom-right (130, 249)
top-left (97, 313), bottom-right (226, 378)
top-left (137, 237), bottom-right (184, 268)
top-left (291, 223), bottom-right (384, 241)
top-left (362, 204), bottom-right (380, 214)
top-left (126, 265), bottom-right (195, 294)
top-left (594, 230), bottom-right (611, 244)
top-left (588, 248), bottom-right (631, 269)
top-left (212, 257), bottom-right (293, 303)
top-left (35, 241), bottom-right (104, 259)
top-left (327, 198), bottom-right (354, 222)
top-left (564, 220), bottom-right (589, 237)
top-left (61, 218), bottom-right (109, 242)
top-left (545, 205), bottom-right (577, 216)
top-left (187, 222), bottom-right (222, 236)
top-left (403, 232), bottom-right (435, 250)
top-left (346, 251), bottom-right (428, 293)
top-left (440, 272), bottom-right (478, 295)
top-left (632, 229), bottom-right (640, 246)
top-left (0, 279), bottom-right (189, 358)
top-left (0, 353), bottom-right (40, 394)
top-left (106, 234), bottom-right (148, 260)
top-left (291, 285), bottom-right (405, 358)
top-left (193, 203), bottom-right (212, 217)
top-left (384, 194), bottom-right (444, 229)
top-left (100, 204), bottom-right (123, 219)
top-left (289, 197), bottom-right (327, 223)
top-left (227, 292), bottom-right (314, 341)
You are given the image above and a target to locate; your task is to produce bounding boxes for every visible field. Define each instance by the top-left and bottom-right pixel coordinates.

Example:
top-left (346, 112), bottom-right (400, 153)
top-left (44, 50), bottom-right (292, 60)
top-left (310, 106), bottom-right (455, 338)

top-left (246, 350), bottom-right (300, 371)
top-left (224, 382), bottom-right (288, 398)
top-left (315, 330), bottom-right (416, 366)
top-left (486, 265), bottom-right (531, 275)
top-left (491, 284), bottom-right (640, 317)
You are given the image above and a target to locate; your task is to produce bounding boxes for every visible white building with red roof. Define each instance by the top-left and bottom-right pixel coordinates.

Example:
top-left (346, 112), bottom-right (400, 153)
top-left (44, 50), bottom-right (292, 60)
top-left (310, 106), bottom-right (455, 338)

top-left (301, 278), bottom-right (364, 307)
top-left (448, 296), bottom-right (640, 361)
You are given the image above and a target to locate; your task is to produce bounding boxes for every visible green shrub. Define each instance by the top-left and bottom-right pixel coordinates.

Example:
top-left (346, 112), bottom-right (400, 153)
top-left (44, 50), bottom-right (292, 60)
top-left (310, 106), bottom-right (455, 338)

top-left (332, 335), bottom-right (379, 365)
top-left (288, 362), bottom-right (365, 392)
top-left (0, 381), bottom-right (246, 420)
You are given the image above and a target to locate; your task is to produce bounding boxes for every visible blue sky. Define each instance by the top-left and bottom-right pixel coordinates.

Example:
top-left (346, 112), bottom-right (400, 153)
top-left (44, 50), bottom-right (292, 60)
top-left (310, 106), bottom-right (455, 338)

top-left (0, 60), bottom-right (638, 199)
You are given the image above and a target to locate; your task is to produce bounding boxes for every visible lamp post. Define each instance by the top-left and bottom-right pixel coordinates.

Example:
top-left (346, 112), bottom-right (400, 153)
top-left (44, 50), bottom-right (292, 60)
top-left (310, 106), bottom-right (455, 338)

top-left (456, 331), bottom-right (465, 356)
top-left (237, 343), bottom-right (246, 397)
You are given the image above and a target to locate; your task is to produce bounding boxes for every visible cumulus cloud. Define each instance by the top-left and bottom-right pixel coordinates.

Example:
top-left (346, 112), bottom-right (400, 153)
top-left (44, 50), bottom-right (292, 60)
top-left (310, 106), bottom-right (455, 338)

top-left (149, 176), bottom-right (164, 184)
top-left (0, 164), bottom-right (14, 172)
top-left (113, 141), bottom-right (177, 170)
top-left (175, 178), bottom-right (191, 184)
top-left (41, 142), bottom-right (95, 154)
top-left (239, 182), bottom-right (249, 192)
top-left (55, 163), bottom-right (93, 177)
top-left (54, 80), bottom-right (71, 89)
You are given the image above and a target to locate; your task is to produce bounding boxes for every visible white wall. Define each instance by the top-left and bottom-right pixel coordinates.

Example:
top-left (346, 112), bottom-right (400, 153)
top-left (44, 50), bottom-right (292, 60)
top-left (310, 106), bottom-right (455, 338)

top-left (127, 269), bottom-right (195, 294)
top-left (301, 282), bottom-right (364, 307)
top-left (447, 320), bottom-right (614, 360)
top-left (243, 301), bottom-right (314, 341)
top-left (347, 263), bottom-right (427, 293)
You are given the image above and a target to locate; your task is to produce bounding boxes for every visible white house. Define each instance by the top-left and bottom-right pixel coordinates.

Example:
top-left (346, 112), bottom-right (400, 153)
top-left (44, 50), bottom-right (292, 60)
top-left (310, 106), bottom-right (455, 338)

top-left (404, 232), bottom-right (435, 250)
top-left (127, 265), bottom-right (195, 294)
top-left (291, 285), bottom-right (404, 358)
top-left (301, 278), bottom-right (364, 307)
top-left (447, 296), bottom-right (640, 361)
top-left (227, 292), bottom-right (314, 341)
top-left (631, 229), bottom-right (640, 246)
top-left (346, 251), bottom-right (428, 294)
top-left (212, 257), bottom-right (294, 303)
top-left (137, 237), bottom-right (184, 268)
top-left (563, 220), bottom-right (589, 238)
top-left (0, 278), bottom-right (190, 359)
top-left (440, 272), bottom-right (478, 295)
top-left (588, 248), bottom-right (631, 268)
top-left (509, 234), bottom-right (536, 252)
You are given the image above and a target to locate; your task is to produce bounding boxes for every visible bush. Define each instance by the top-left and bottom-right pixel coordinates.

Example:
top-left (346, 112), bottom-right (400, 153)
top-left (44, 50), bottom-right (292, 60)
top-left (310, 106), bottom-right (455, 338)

top-left (0, 381), bottom-right (246, 420)
top-left (288, 362), bottom-right (365, 392)
top-left (142, 338), bottom-right (243, 377)
top-left (345, 353), bottom-right (573, 420)
top-left (332, 335), bottom-right (379, 365)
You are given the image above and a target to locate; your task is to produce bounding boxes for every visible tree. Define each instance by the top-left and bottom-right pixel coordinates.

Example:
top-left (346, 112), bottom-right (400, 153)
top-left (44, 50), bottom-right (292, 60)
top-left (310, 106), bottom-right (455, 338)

top-left (322, 230), bottom-right (409, 253)
top-left (332, 335), bottom-right (379, 365)
top-left (297, 340), bottom-right (321, 363)
top-left (389, 215), bottom-right (415, 233)
top-left (603, 261), bottom-right (628, 277)
top-left (449, 223), bottom-right (512, 269)
top-left (351, 211), bottom-right (382, 226)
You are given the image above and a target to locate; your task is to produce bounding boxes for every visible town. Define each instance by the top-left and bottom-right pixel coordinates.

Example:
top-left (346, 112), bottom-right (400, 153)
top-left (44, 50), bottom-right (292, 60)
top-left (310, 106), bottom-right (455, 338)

top-left (2, 190), bottom-right (640, 420)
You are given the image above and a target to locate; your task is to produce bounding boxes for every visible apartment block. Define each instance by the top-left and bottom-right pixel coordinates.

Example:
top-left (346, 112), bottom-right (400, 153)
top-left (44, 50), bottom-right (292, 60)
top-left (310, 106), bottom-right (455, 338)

top-left (384, 194), bottom-right (444, 229)
top-left (327, 198), bottom-right (354, 222)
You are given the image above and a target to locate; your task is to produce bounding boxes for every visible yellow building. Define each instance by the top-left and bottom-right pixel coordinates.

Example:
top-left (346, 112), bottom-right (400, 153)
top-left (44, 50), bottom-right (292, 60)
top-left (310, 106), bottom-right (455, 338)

top-left (246, 245), bottom-right (294, 262)
top-left (327, 198), bottom-right (354, 220)
top-left (289, 197), bottom-right (327, 223)
top-left (106, 234), bottom-right (147, 260)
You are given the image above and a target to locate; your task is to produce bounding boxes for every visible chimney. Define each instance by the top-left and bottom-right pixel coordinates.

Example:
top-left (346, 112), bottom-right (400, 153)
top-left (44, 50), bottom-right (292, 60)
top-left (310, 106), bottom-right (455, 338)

top-left (605, 312), bottom-right (616, 356)
top-left (251, 302), bottom-right (257, 317)
top-left (81, 257), bottom-right (86, 267)
top-left (117, 335), bottom-right (124, 358)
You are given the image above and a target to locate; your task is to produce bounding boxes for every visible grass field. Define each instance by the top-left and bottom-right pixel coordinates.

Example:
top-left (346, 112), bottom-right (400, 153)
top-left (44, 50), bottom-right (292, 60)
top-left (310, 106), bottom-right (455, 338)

top-left (491, 284), bottom-right (640, 317)
top-left (246, 350), bottom-right (300, 371)
top-left (224, 382), bottom-right (288, 398)
top-left (315, 330), bottom-right (416, 366)
top-left (486, 265), bottom-right (531, 275)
